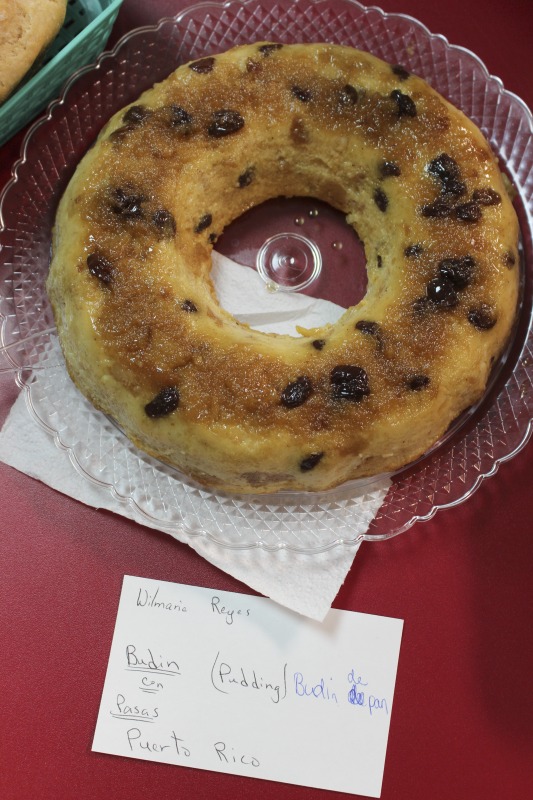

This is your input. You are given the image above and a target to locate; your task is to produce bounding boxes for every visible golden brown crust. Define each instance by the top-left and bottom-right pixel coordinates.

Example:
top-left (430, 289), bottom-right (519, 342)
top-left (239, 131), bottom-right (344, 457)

top-left (47, 43), bottom-right (520, 493)
top-left (0, 0), bottom-right (67, 102)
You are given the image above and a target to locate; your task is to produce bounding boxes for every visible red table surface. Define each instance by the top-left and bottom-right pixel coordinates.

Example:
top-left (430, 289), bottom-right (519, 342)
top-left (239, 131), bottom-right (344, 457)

top-left (1, 1), bottom-right (532, 798)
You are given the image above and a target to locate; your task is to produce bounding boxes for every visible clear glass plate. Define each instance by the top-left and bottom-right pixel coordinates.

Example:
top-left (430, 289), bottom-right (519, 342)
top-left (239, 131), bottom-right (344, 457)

top-left (1, 0), bottom-right (532, 552)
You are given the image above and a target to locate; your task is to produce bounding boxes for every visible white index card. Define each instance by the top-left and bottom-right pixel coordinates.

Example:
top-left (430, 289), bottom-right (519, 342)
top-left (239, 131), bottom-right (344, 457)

top-left (92, 576), bottom-right (404, 797)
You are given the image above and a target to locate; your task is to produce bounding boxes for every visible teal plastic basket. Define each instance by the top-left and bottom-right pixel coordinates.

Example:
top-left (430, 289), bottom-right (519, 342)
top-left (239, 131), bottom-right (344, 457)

top-left (0, 0), bottom-right (124, 147)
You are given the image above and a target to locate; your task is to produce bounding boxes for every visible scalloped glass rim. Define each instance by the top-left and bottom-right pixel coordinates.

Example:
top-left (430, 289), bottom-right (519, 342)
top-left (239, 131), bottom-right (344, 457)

top-left (0, 0), bottom-right (532, 553)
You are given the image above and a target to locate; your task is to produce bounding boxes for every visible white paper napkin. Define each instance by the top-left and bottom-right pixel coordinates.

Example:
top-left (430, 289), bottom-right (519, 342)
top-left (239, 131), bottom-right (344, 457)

top-left (211, 251), bottom-right (345, 333)
top-left (0, 253), bottom-right (390, 620)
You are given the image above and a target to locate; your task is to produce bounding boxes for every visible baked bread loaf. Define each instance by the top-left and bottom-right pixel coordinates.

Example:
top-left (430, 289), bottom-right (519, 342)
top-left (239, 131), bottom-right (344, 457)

top-left (47, 42), bottom-right (520, 494)
top-left (0, 0), bottom-right (67, 103)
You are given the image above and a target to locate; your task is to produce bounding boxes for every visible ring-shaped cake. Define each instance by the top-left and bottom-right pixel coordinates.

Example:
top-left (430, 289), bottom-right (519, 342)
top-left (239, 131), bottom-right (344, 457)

top-left (47, 42), bottom-right (520, 493)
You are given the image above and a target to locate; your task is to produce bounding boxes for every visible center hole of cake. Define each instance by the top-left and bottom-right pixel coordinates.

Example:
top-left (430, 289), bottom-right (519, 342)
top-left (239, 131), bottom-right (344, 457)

top-left (215, 197), bottom-right (368, 333)
top-left (256, 232), bottom-right (322, 291)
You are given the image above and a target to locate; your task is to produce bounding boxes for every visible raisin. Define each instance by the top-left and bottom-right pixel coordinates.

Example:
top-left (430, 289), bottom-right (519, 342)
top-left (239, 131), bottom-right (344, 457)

top-left (392, 64), bottom-right (410, 80)
top-left (472, 188), bottom-right (502, 206)
top-left (207, 109), bottom-right (245, 137)
top-left (442, 177), bottom-right (467, 198)
top-left (238, 167), bottom-right (255, 187)
top-left (181, 300), bottom-right (197, 312)
top-left (144, 387), bottom-right (180, 418)
top-left (259, 43), bottom-right (283, 56)
top-left (189, 56), bottom-right (215, 73)
top-left (330, 365), bottom-right (370, 401)
top-left (421, 199), bottom-right (453, 218)
top-left (281, 376), bottom-right (313, 408)
top-left (428, 154), bottom-right (466, 197)
top-left (426, 276), bottom-right (458, 308)
top-left (312, 339), bottom-right (326, 350)
top-left (438, 256), bottom-right (475, 289)
top-left (405, 244), bottom-right (423, 257)
top-left (195, 213), bottom-right (212, 233)
top-left (428, 153), bottom-right (460, 182)
top-left (87, 253), bottom-right (113, 285)
top-left (390, 90), bottom-right (417, 117)
top-left (292, 85), bottom-right (312, 102)
top-left (338, 84), bottom-right (358, 106)
top-left (503, 250), bottom-right (516, 268)
top-left (111, 188), bottom-right (145, 219)
top-left (374, 188), bottom-right (388, 212)
top-left (170, 105), bottom-right (193, 127)
top-left (379, 160), bottom-right (401, 177)
top-left (355, 320), bottom-right (380, 336)
top-left (123, 105), bottom-right (151, 125)
top-left (152, 209), bottom-right (176, 238)
top-left (377, 255), bottom-right (383, 268)
top-left (455, 201), bottom-right (482, 222)
top-left (300, 452), bottom-right (324, 472)
top-left (467, 305), bottom-right (497, 330)
top-left (406, 374), bottom-right (430, 391)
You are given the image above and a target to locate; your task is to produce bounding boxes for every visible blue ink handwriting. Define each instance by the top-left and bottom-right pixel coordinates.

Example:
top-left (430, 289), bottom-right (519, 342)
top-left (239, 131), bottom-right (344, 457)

top-left (293, 672), bottom-right (339, 703)
top-left (347, 668), bottom-right (388, 716)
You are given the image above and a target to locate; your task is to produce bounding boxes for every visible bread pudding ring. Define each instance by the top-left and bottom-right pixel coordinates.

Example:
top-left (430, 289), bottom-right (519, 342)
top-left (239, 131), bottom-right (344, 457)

top-left (47, 42), bottom-right (520, 494)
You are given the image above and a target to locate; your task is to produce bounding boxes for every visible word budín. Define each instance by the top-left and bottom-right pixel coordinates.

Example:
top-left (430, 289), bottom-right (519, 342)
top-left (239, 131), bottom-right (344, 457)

top-left (125, 644), bottom-right (180, 675)
top-left (293, 672), bottom-right (339, 703)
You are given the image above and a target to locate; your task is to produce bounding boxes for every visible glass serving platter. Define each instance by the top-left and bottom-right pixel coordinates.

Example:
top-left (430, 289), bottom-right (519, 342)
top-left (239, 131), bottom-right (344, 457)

top-left (1, 0), bottom-right (532, 552)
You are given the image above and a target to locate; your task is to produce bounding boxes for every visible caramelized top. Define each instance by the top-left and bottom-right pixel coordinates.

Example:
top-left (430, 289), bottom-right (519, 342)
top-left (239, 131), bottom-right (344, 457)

top-left (67, 43), bottom-right (518, 442)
